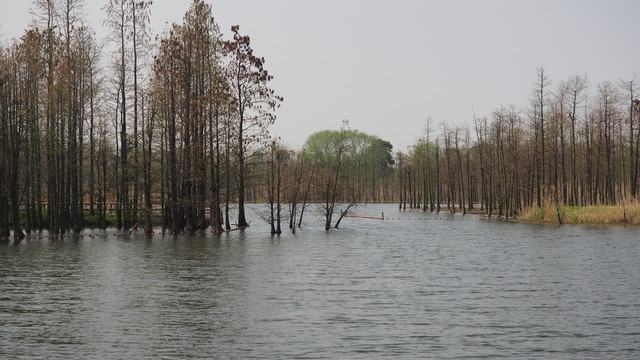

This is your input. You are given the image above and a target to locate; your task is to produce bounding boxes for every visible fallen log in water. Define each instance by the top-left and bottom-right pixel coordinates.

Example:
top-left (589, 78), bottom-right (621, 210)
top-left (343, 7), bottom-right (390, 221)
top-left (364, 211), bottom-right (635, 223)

top-left (225, 226), bottom-right (249, 233)
top-left (343, 212), bottom-right (384, 220)
top-left (128, 221), bottom-right (139, 237)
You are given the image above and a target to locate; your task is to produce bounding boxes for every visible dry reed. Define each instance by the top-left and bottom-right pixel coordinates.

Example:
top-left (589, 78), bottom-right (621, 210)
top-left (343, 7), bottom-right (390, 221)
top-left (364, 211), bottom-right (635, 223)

top-left (519, 199), bottom-right (640, 225)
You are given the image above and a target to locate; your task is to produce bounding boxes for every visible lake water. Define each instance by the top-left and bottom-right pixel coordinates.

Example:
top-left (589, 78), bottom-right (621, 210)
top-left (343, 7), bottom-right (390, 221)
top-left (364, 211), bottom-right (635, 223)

top-left (1, 204), bottom-right (640, 359)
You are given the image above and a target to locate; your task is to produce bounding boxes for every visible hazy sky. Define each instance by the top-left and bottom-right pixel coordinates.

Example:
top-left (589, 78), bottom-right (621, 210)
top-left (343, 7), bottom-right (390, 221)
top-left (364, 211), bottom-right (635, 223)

top-left (2, 0), bottom-right (639, 151)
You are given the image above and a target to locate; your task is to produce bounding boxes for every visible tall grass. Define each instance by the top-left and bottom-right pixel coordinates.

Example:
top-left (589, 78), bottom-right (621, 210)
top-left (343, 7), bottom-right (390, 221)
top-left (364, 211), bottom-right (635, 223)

top-left (520, 200), bottom-right (640, 225)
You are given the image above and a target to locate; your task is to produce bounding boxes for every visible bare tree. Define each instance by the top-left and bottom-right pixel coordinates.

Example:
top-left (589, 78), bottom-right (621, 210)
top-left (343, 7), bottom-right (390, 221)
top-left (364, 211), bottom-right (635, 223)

top-left (567, 74), bottom-right (588, 205)
top-left (224, 25), bottom-right (282, 228)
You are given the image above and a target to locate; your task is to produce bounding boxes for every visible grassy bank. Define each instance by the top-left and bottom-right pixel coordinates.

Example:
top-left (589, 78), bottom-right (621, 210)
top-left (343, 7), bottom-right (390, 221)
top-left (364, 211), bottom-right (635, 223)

top-left (520, 204), bottom-right (640, 225)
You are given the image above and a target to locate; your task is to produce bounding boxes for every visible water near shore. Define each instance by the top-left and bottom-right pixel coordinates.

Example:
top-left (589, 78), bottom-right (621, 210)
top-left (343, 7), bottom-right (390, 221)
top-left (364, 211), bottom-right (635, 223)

top-left (1, 204), bottom-right (639, 359)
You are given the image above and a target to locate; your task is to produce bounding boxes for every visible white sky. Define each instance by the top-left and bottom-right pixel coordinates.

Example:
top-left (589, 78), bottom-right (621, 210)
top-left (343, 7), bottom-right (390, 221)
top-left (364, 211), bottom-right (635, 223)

top-left (2, 0), bottom-right (639, 151)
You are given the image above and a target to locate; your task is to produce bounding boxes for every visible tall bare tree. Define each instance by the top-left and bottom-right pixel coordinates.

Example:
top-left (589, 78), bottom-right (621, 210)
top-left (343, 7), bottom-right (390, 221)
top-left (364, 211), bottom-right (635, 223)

top-left (224, 25), bottom-right (282, 228)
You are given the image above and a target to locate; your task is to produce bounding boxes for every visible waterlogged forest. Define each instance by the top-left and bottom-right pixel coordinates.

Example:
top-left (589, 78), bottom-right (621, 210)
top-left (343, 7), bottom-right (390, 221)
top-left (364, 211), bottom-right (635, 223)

top-left (1, 0), bottom-right (640, 239)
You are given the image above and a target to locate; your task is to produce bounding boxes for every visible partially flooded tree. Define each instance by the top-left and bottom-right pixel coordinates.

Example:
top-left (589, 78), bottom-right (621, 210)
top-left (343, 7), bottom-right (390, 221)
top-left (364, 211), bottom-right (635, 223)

top-left (16, 30), bottom-right (45, 235)
top-left (104, 0), bottom-right (130, 229)
top-left (207, 28), bottom-right (228, 234)
top-left (104, 0), bottom-right (152, 229)
top-left (0, 44), bottom-right (26, 239)
top-left (31, 0), bottom-right (63, 233)
top-left (286, 147), bottom-right (312, 232)
top-left (128, 0), bottom-right (152, 225)
top-left (153, 28), bottom-right (180, 233)
top-left (262, 139), bottom-right (286, 234)
top-left (304, 121), bottom-right (350, 231)
top-left (224, 25), bottom-right (282, 228)
top-left (0, 48), bottom-right (9, 238)
top-left (152, 0), bottom-right (226, 233)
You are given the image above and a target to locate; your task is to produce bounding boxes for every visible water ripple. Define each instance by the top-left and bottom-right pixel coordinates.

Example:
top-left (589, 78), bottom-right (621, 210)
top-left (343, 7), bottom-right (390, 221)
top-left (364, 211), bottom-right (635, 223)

top-left (1, 204), bottom-right (640, 359)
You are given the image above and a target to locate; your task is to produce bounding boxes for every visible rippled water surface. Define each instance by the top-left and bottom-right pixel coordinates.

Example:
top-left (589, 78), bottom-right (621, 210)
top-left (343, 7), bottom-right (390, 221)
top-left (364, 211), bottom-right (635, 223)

top-left (2, 204), bottom-right (640, 359)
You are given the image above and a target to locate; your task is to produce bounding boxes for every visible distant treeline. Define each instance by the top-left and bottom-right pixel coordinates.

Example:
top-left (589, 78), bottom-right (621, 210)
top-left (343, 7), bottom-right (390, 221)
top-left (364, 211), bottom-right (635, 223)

top-left (1, 1), bottom-right (638, 238)
top-left (398, 69), bottom-right (640, 220)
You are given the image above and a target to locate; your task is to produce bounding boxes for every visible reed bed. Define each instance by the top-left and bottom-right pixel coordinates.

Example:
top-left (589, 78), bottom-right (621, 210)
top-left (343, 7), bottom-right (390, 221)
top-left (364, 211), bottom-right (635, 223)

top-left (520, 202), bottom-right (640, 225)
